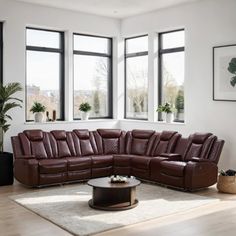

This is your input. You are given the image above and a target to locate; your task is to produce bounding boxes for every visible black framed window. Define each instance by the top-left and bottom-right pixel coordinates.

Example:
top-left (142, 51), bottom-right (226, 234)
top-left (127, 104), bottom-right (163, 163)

top-left (158, 29), bottom-right (185, 122)
top-left (26, 28), bottom-right (65, 121)
top-left (73, 34), bottom-right (112, 119)
top-left (0, 22), bottom-right (3, 83)
top-left (125, 35), bottom-right (148, 120)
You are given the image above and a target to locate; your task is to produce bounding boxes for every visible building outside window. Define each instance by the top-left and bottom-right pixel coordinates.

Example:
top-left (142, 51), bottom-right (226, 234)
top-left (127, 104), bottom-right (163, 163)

top-left (73, 34), bottom-right (112, 119)
top-left (26, 28), bottom-right (65, 121)
top-left (158, 29), bottom-right (185, 122)
top-left (125, 35), bottom-right (148, 120)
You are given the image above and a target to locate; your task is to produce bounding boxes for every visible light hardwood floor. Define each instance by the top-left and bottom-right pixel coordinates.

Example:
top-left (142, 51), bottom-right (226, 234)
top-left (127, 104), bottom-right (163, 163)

top-left (0, 181), bottom-right (235, 236)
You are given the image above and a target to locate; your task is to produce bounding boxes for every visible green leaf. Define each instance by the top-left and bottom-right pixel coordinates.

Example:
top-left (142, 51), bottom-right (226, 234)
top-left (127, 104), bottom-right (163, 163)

top-left (230, 76), bottom-right (236, 87)
top-left (228, 58), bottom-right (236, 74)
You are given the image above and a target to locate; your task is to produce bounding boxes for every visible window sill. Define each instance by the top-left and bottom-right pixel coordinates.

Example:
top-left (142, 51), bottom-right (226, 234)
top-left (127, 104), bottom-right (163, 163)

top-left (24, 119), bottom-right (117, 125)
top-left (120, 119), bottom-right (186, 125)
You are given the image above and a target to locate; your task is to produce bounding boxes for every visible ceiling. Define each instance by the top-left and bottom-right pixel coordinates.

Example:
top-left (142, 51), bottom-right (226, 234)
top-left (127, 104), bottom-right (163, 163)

top-left (15, 0), bottom-right (200, 19)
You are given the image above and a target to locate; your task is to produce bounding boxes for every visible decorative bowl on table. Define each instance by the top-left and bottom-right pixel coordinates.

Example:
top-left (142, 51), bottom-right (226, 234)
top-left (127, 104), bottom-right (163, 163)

top-left (110, 175), bottom-right (128, 183)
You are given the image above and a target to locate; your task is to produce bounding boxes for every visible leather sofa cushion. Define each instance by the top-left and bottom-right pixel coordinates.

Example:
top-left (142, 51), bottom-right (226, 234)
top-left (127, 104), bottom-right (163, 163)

top-left (113, 154), bottom-right (133, 166)
top-left (132, 156), bottom-right (152, 169)
top-left (73, 129), bottom-right (90, 139)
top-left (160, 131), bottom-right (177, 141)
top-left (51, 130), bottom-right (67, 140)
top-left (131, 138), bottom-right (148, 155)
top-left (39, 159), bottom-right (67, 174)
top-left (132, 130), bottom-right (155, 139)
top-left (80, 139), bottom-right (94, 156)
top-left (91, 155), bottom-right (113, 168)
top-left (24, 130), bottom-right (44, 141)
top-left (192, 133), bottom-right (212, 144)
top-left (66, 157), bottom-right (91, 171)
top-left (97, 129), bottom-right (122, 138)
top-left (103, 138), bottom-right (119, 154)
top-left (31, 141), bottom-right (48, 159)
top-left (161, 161), bottom-right (186, 177)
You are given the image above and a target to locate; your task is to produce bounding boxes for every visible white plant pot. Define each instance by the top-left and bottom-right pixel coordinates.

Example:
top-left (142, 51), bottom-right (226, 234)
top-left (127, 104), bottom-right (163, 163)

top-left (81, 112), bottom-right (89, 120)
top-left (166, 113), bottom-right (174, 123)
top-left (34, 112), bottom-right (44, 123)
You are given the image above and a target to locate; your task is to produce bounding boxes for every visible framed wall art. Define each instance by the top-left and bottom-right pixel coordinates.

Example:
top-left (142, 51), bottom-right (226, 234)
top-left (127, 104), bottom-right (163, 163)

top-left (213, 44), bottom-right (236, 101)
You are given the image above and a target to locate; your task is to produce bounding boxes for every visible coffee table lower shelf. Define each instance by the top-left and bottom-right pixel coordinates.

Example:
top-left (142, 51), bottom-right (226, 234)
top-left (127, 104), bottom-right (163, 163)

top-left (88, 199), bottom-right (139, 211)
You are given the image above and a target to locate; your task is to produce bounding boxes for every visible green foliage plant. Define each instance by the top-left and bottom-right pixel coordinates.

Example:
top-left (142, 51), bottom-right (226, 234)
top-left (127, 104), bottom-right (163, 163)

top-left (157, 102), bottom-right (173, 114)
top-left (0, 82), bottom-right (22, 152)
top-left (228, 58), bottom-right (236, 87)
top-left (30, 102), bottom-right (46, 113)
top-left (79, 102), bottom-right (92, 112)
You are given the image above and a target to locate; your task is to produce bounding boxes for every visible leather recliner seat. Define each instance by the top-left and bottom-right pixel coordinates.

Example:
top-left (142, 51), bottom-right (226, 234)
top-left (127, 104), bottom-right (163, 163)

top-left (11, 128), bottom-right (224, 191)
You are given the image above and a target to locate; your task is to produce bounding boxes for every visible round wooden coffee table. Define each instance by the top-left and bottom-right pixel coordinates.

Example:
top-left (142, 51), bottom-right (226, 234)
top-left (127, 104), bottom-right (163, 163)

top-left (88, 177), bottom-right (141, 211)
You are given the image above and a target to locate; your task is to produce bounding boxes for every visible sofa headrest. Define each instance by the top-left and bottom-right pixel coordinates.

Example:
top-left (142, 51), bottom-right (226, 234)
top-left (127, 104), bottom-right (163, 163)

top-left (24, 130), bottom-right (44, 141)
top-left (51, 130), bottom-right (67, 140)
top-left (132, 129), bottom-right (155, 139)
top-left (97, 129), bottom-right (122, 138)
top-left (73, 129), bottom-right (90, 139)
top-left (160, 131), bottom-right (178, 141)
top-left (191, 132), bottom-right (212, 144)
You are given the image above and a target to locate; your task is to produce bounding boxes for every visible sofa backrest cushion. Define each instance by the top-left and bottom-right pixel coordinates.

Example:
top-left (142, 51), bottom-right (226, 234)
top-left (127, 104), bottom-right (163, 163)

top-left (51, 130), bottom-right (72, 158)
top-left (73, 129), bottom-right (98, 156)
top-left (183, 132), bottom-right (215, 161)
top-left (96, 129), bottom-right (126, 155)
top-left (21, 130), bottom-right (52, 159)
top-left (152, 131), bottom-right (180, 156)
top-left (126, 130), bottom-right (156, 156)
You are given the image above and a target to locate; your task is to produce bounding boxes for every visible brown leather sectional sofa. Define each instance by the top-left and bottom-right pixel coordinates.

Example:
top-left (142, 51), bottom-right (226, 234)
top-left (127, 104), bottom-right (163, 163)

top-left (11, 129), bottom-right (224, 190)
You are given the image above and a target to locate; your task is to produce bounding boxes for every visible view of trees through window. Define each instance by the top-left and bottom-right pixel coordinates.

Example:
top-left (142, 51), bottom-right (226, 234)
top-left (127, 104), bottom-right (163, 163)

top-left (26, 28), bottom-right (64, 121)
top-left (159, 30), bottom-right (185, 122)
top-left (125, 35), bottom-right (148, 119)
top-left (73, 34), bottom-right (112, 119)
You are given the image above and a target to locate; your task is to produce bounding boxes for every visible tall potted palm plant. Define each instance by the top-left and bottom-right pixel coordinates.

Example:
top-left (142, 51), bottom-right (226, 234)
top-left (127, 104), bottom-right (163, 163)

top-left (0, 82), bottom-right (22, 186)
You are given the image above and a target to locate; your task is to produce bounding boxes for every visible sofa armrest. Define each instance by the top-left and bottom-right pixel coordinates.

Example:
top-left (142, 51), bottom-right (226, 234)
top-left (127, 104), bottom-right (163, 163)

top-left (190, 157), bottom-right (211, 163)
top-left (159, 153), bottom-right (182, 161)
top-left (184, 161), bottom-right (218, 190)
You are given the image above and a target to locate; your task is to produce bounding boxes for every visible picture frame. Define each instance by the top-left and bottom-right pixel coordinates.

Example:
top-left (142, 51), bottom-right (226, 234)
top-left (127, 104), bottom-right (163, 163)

top-left (213, 44), bottom-right (236, 101)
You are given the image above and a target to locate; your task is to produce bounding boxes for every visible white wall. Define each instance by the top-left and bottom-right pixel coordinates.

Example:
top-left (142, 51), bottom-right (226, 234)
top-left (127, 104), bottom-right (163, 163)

top-left (0, 0), bottom-right (120, 151)
top-left (120, 0), bottom-right (236, 169)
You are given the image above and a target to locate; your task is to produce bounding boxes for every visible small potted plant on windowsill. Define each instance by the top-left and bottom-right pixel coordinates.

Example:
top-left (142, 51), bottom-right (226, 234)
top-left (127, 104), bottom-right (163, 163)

top-left (79, 102), bottom-right (92, 120)
top-left (0, 82), bottom-right (22, 186)
top-left (157, 102), bottom-right (174, 123)
top-left (30, 102), bottom-right (46, 123)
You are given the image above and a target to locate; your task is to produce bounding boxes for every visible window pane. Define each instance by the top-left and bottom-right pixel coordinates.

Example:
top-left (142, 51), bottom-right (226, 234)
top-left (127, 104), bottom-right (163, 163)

top-left (74, 55), bottom-right (110, 118)
top-left (126, 55), bottom-right (148, 119)
top-left (162, 31), bottom-right (184, 49)
top-left (26, 51), bottom-right (61, 120)
top-left (26, 29), bottom-right (60, 48)
top-left (162, 52), bottom-right (185, 121)
top-left (74, 35), bottom-right (110, 54)
top-left (126, 36), bottom-right (148, 54)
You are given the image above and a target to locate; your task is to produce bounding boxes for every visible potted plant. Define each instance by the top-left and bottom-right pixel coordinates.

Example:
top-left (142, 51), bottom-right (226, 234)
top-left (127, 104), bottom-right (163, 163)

top-left (0, 82), bottom-right (22, 186)
top-left (30, 102), bottom-right (46, 123)
top-left (157, 102), bottom-right (174, 123)
top-left (79, 102), bottom-right (92, 120)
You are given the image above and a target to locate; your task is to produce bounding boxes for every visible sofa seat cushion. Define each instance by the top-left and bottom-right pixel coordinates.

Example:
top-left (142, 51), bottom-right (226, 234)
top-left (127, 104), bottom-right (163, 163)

top-left (39, 159), bottom-right (67, 174)
top-left (131, 156), bottom-right (152, 169)
top-left (161, 161), bottom-right (186, 177)
top-left (91, 155), bottom-right (113, 168)
top-left (113, 154), bottom-right (137, 166)
top-left (66, 157), bottom-right (91, 171)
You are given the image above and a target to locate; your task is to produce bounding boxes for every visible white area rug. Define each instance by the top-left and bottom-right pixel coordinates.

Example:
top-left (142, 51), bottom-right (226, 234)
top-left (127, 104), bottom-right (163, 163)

top-left (11, 183), bottom-right (218, 236)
